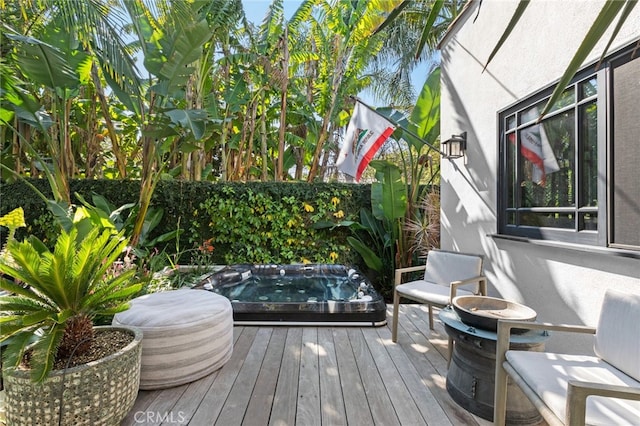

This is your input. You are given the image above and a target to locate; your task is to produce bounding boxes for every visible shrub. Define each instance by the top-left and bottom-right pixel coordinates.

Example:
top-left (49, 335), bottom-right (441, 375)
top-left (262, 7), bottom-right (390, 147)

top-left (189, 185), bottom-right (358, 265)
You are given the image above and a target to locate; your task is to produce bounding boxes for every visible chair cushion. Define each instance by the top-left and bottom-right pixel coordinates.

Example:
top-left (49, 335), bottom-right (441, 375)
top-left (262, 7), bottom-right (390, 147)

top-left (423, 250), bottom-right (483, 287)
top-left (396, 279), bottom-right (474, 306)
top-left (594, 289), bottom-right (640, 382)
top-left (506, 351), bottom-right (640, 425)
top-left (113, 288), bottom-right (233, 389)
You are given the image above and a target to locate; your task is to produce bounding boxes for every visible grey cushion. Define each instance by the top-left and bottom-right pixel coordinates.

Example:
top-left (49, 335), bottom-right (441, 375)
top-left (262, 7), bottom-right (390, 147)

top-left (113, 288), bottom-right (233, 390)
top-left (396, 280), bottom-right (474, 306)
top-left (594, 289), bottom-right (640, 382)
top-left (423, 250), bottom-right (483, 287)
top-left (507, 351), bottom-right (640, 425)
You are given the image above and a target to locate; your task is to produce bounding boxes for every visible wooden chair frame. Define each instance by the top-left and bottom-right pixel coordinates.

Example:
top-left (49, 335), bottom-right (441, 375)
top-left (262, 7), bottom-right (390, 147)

top-left (494, 319), bottom-right (640, 426)
top-left (391, 250), bottom-right (487, 343)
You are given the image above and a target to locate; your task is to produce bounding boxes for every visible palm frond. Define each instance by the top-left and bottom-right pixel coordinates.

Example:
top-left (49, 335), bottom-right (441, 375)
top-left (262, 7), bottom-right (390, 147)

top-left (415, 0), bottom-right (444, 59)
top-left (258, 0), bottom-right (284, 46)
top-left (483, 0), bottom-right (530, 71)
top-left (539, 0), bottom-right (632, 118)
top-left (372, 0), bottom-right (412, 36)
top-left (1, 331), bottom-right (35, 370)
top-left (597, 0), bottom-right (638, 65)
top-left (46, 0), bottom-right (142, 99)
top-left (0, 296), bottom-right (54, 315)
top-left (29, 324), bottom-right (64, 383)
top-left (289, 0), bottom-right (319, 31)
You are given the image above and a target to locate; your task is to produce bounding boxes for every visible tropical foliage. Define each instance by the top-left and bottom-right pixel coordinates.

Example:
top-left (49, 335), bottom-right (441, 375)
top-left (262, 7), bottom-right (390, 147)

top-left (0, 0), bottom-right (419, 186)
top-left (1, 0), bottom-right (447, 299)
top-left (0, 221), bottom-right (143, 382)
top-left (1, 0), bottom-right (438, 244)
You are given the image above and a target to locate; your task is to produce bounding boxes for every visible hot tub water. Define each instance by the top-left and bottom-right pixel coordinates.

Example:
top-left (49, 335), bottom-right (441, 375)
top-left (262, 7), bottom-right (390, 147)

top-left (194, 264), bottom-right (386, 326)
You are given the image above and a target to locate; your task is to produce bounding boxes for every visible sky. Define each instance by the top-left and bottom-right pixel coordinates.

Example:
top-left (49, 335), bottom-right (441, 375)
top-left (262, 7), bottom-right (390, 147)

top-left (242, 0), bottom-right (301, 24)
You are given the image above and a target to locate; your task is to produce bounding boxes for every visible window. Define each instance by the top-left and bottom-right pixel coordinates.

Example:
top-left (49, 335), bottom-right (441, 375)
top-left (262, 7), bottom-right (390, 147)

top-left (498, 45), bottom-right (639, 251)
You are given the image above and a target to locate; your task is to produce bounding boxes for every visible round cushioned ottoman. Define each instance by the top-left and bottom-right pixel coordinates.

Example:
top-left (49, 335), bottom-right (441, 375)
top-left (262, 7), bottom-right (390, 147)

top-left (113, 288), bottom-right (233, 390)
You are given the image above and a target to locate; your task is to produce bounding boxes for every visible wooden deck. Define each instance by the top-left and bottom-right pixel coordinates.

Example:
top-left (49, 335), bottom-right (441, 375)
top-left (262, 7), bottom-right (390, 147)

top-left (121, 305), bottom-right (491, 426)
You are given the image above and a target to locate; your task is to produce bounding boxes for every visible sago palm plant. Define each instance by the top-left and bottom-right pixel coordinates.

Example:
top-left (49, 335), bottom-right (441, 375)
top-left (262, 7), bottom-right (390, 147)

top-left (0, 225), bottom-right (143, 383)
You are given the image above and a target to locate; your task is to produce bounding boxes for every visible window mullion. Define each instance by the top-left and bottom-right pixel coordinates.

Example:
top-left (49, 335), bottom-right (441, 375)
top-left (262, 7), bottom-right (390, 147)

top-left (574, 83), bottom-right (581, 232)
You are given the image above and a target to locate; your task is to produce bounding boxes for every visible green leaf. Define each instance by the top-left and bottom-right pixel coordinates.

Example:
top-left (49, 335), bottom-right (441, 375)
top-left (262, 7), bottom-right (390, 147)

top-left (539, 1), bottom-right (630, 119)
top-left (2, 331), bottom-right (35, 370)
top-left (10, 90), bottom-right (54, 133)
top-left (157, 19), bottom-right (212, 96)
top-left (46, 200), bottom-right (74, 232)
top-left (483, 0), bottom-right (531, 71)
top-left (5, 33), bottom-right (79, 90)
top-left (597, 0), bottom-right (638, 66)
top-left (165, 109), bottom-right (208, 140)
top-left (372, 0), bottom-right (412, 36)
top-left (21, 310), bottom-right (53, 327)
top-left (29, 325), bottom-right (65, 383)
top-left (409, 67), bottom-right (441, 145)
top-left (96, 284), bottom-right (143, 305)
top-left (347, 236), bottom-right (383, 271)
top-left (370, 160), bottom-right (407, 221)
top-left (101, 67), bottom-right (140, 114)
top-left (416, 0), bottom-right (445, 60)
top-left (359, 208), bottom-right (381, 236)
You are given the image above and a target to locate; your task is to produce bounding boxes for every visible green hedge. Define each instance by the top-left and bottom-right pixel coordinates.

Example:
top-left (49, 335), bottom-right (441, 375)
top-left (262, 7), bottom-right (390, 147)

top-left (0, 178), bottom-right (371, 269)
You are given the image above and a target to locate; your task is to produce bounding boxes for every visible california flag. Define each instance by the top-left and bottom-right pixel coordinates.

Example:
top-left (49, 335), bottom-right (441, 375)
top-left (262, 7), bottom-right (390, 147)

top-left (337, 102), bottom-right (396, 181)
top-left (519, 123), bottom-right (560, 186)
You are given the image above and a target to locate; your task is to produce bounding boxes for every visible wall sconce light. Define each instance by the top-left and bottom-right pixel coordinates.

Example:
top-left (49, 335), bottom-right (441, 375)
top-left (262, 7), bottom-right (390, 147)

top-left (442, 132), bottom-right (467, 158)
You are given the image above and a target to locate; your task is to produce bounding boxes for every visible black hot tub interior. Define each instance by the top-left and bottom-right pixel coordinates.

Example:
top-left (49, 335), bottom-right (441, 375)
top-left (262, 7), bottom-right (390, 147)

top-left (194, 264), bottom-right (386, 326)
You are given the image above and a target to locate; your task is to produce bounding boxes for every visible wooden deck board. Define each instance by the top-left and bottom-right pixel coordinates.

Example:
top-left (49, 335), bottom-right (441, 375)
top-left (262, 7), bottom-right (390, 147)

top-left (187, 327), bottom-right (258, 425)
top-left (123, 305), bottom-right (485, 426)
top-left (269, 327), bottom-right (302, 426)
top-left (374, 323), bottom-right (451, 426)
top-left (216, 327), bottom-right (273, 426)
top-left (295, 328), bottom-right (321, 426)
top-left (361, 326), bottom-right (426, 425)
top-left (347, 327), bottom-right (401, 426)
top-left (317, 328), bottom-right (346, 426)
top-left (331, 328), bottom-right (374, 426)
top-left (395, 304), bottom-right (478, 426)
top-left (242, 327), bottom-right (287, 426)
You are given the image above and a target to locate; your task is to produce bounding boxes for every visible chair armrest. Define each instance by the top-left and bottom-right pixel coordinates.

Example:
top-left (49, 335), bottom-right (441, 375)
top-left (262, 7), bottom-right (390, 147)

top-left (498, 320), bottom-right (597, 335)
top-left (567, 380), bottom-right (640, 426)
top-left (394, 265), bottom-right (426, 286)
top-left (449, 275), bottom-right (488, 300)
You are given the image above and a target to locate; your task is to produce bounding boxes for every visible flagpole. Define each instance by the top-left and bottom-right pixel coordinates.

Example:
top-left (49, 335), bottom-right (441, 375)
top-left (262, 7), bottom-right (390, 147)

top-left (349, 96), bottom-right (444, 155)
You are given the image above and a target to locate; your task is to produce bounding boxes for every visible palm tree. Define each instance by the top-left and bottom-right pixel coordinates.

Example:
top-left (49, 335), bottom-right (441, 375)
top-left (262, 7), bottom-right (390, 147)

top-left (374, 0), bottom-right (467, 61)
top-left (120, 0), bottom-right (225, 245)
top-left (293, 0), bottom-right (403, 181)
top-left (370, 0), bottom-right (466, 106)
top-left (1, 0), bottom-right (139, 201)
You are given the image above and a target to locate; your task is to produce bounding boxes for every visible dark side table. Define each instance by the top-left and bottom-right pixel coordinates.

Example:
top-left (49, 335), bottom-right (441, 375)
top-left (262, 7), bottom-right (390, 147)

top-left (439, 305), bottom-right (549, 424)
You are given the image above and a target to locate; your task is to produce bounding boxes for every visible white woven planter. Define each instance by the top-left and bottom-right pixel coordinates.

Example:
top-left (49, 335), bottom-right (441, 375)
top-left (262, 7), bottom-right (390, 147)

top-left (3, 325), bottom-right (142, 426)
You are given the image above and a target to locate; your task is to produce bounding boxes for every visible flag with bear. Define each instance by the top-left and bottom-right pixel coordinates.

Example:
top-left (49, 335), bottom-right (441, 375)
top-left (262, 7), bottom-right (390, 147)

top-left (337, 101), bottom-right (396, 181)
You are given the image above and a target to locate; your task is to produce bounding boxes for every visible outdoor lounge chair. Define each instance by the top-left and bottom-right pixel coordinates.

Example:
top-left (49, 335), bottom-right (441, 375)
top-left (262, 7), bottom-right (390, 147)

top-left (391, 249), bottom-right (487, 343)
top-left (494, 288), bottom-right (640, 426)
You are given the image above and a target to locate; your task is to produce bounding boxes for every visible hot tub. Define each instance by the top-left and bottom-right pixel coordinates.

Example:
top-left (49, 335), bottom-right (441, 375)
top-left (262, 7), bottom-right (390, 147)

top-left (193, 264), bottom-right (387, 326)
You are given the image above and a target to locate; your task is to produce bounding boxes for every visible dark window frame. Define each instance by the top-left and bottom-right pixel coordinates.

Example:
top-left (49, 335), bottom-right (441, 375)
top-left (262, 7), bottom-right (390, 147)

top-left (497, 43), bottom-right (639, 251)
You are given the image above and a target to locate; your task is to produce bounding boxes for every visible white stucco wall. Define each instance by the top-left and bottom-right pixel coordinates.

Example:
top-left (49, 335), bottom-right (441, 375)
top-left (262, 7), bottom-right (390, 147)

top-left (439, 0), bottom-right (640, 353)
